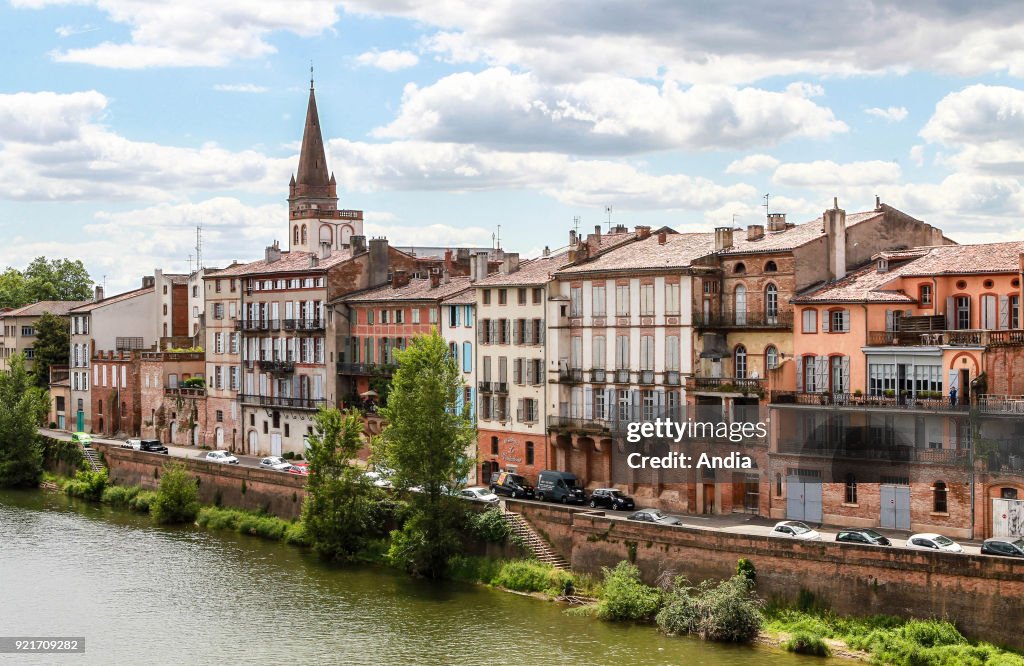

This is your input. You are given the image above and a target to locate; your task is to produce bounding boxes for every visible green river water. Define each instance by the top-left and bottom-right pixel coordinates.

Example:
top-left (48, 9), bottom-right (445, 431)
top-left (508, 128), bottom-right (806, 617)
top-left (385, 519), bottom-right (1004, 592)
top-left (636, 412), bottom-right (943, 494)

top-left (0, 489), bottom-right (831, 665)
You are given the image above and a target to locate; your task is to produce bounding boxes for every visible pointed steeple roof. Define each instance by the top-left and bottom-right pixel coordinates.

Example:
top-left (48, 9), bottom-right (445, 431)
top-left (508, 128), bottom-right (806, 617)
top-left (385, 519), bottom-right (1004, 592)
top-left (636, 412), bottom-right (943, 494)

top-left (295, 84), bottom-right (330, 188)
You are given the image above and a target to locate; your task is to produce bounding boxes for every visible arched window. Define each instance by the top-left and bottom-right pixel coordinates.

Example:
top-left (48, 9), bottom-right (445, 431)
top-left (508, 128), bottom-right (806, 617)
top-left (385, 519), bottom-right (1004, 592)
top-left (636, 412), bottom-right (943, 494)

top-left (733, 262), bottom-right (746, 274)
top-left (765, 345), bottom-right (779, 370)
top-left (765, 283), bottom-right (779, 322)
top-left (734, 344), bottom-right (747, 379)
top-left (491, 435), bottom-right (499, 455)
top-left (845, 473), bottom-right (857, 504)
top-left (765, 260), bottom-right (778, 272)
top-left (734, 284), bottom-right (747, 325)
top-left (526, 441), bottom-right (534, 465)
top-left (293, 225), bottom-right (299, 245)
top-left (301, 224), bottom-right (307, 245)
top-left (933, 481), bottom-right (948, 513)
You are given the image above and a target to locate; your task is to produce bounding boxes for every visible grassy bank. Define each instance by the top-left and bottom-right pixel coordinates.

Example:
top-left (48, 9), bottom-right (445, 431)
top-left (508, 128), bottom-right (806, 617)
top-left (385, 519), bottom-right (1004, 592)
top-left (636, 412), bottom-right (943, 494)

top-left (448, 556), bottom-right (601, 598)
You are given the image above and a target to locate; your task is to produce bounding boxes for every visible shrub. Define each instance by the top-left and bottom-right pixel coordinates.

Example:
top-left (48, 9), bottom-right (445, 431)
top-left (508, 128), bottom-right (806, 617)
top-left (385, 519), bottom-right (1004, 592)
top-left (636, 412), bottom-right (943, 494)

top-left (470, 508), bottom-right (511, 543)
top-left (101, 484), bottom-right (140, 507)
top-left (782, 631), bottom-right (831, 657)
top-left (64, 469), bottom-right (108, 501)
top-left (657, 575), bottom-right (763, 644)
top-left (492, 560), bottom-right (571, 595)
top-left (282, 451), bottom-right (295, 460)
top-left (736, 558), bottom-right (756, 583)
top-left (150, 462), bottom-right (200, 524)
top-left (129, 491), bottom-right (156, 513)
top-left (196, 506), bottom-right (309, 546)
top-left (447, 555), bottom-right (504, 585)
top-left (596, 561), bottom-right (662, 622)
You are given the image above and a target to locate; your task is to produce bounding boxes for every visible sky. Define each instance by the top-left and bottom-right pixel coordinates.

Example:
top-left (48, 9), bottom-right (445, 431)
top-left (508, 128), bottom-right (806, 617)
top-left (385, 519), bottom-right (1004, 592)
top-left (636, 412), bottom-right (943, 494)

top-left (4, 1), bottom-right (1024, 292)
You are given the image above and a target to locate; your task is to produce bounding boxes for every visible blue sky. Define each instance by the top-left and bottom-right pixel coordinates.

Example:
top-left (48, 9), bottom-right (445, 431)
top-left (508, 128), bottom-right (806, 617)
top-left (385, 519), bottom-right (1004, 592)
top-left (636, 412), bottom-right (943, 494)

top-left (3, 1), bottom-right (1024, 292)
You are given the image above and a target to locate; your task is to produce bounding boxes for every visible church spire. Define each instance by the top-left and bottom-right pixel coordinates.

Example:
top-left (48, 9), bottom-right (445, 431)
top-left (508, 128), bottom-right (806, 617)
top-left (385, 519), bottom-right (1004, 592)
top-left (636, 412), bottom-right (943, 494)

top-left (295, 72), bottom-right (330, 190)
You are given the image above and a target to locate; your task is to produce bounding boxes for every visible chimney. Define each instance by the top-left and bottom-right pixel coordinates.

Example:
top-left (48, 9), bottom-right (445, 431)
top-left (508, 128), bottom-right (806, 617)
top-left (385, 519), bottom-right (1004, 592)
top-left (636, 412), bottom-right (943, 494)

top-left (393, 270), bottom-right (411, 288)
top-left (635, 225), bottom-right (651, 240)
top-left (351, 235), bottom-right (367, 255)
top-left (368, 238), bottom-right (389, 287)
top-left (94, 285), bottom-right (104, 301)
top-left (569, 229), bottom-right (578, 246)
top-left (309, 255), bottom-right (319, 268)
top-left (429, 272), bottom-right (440, 289)
top-left (501, 253), bottom-right (520, 274)
top-left (586, 232), bottom-right (601, 256)
top-left (657, 231), bottom-right (668, 245)
top-left (594, 225), bottom-right (601, 240)
top-left (824, 197), bottom-right (847, 280)
top-left (747, 224), bottom-right (764, 241)
top-left (612, 223), bottom-right (628, 234)
top-left (141, 275), bottom-right (155, 289)
top-left (714, 226), bottom-right (734, 251)
top-left (767, 213), bottom-right (786, 231)
top-left (265, 241), bottom-right (282, 264)
top-left (875, 195), bottom-right (882, 211)
top-left (320, 241), bottom-right (332, 260)
top-left (542, 246), bottom-right (550, 257)
top-left (470, 251), bottom-right (489, 282)
top-left (443, 268), bottom-right (450, 284)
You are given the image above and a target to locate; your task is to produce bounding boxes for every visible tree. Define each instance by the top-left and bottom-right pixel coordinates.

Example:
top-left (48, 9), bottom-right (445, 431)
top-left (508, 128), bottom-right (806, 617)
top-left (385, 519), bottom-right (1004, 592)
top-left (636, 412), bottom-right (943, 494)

top-left (0, 258), bottom-right (92, 309)
top-left (0, 354), bottom-right (49, 487)
top-left (375, 331), bottom-right (475, 578)
top-left (150, 462), bottom-right (200, 524)
top-left (31, 313), bottom-right (70, 388)
top-left (302, 407), bottom-right (381, 561)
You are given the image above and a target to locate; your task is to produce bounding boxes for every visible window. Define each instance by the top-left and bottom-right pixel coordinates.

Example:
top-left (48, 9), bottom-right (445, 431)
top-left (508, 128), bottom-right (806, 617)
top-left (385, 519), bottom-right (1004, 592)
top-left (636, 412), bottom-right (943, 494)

top-left (665, 336), bottom-right (680, 372)
top-left (765, 284), bottom-right (779, 321)
top-left (463, 342), bottom-right (472, 373)
top-left (776, 473), bottom-right (782, 496)
top-left (801, 309), bottom-right (817, 333)
top-left (640, 335), bottom-right (655, 371)
top-left (381, 310), bottom-right (389, 324)
top-left (665, 282), bottom-right (680, 315)
top-left (491, 436), bottom-right (499, 455)
top-left (412, 308), bottom-right (420, 324)
top-left (216, 410), bottom-right (224, 423)
top-left (845, 474), bottom-right (857, 504)
top-left (483, 290), bottom-right (491, 305)
top-left (640, 284), bottom-right (654, 316)
top-left (615, 284), bottom-right (630, 316)
top-left (1013, 295), bottom-right (1020, 329)
top-left (920, 284), bottom-right (932, 306)
top-left (765, 345), bottom-right (779, 370)
top-left (532, 287), bottom-right (543, 304)
top-left (615, 335), bottom-right (630, 369)
top-left (592, 335), bottom-right (606, 369)
top-left (733, 262), bottom-right (746, 274)
top-left (367, 310), bottom-right (374, 325)
top-left (734, 284), bottom-right (747, 325)
top-left (498, 289), bottom-right (508, 305)
top-left (570, 286), bottom-right (583, 317)
top-left (734, 345), bottom-right (747, 378)
top-left (956, 296), bottom-right (971, 329)
top-left (395, 309), bottom-right (404, 324)
top-left (703, 280), bottom-right (719, 294)
top-left (828, 309), bottom-right (850, 333)
top-left (526, 441), bottom-right (534, 465)
top-left (765, 261), bottom-right (778, 272)
top-left (518, 288), bottom-right (527, 305)
top-left (933, 481), bottom-right (948, 513)
top-left (592, 285), bottom-right (606, 316)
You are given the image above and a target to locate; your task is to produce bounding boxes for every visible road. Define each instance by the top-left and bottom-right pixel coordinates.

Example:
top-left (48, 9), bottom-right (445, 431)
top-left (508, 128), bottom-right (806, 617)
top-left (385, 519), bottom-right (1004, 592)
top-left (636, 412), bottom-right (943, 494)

top-left (41, 429), bottom-right (266, 469)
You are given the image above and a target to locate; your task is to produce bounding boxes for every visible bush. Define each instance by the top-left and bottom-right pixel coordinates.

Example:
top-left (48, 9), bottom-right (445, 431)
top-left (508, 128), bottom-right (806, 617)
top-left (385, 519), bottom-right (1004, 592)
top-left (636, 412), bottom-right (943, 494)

top-left (196, 506), bottom-right (309, 546)
top-left (656, 575), bottom-right (763, 644)
top-left (64, 469), bottom-right (108, 501)
top-left (782, 631), bottom-right (831, 657)
top-left (596, 561), bottom-right (662, 622)
top-left (447, 555), bottom-right (504, 585)
top-left (101, 484), bottom-right (140, 507)
top-left (129, 491), bottom-right (156, 513)
top-left (150, 462), bottom-right (200, 524)
top-left (736, 558), bottom-right (756, 583)
top-left (470, 508), bottom-right (512, 543)
top-left (492, 560), bottom-right (572, 595)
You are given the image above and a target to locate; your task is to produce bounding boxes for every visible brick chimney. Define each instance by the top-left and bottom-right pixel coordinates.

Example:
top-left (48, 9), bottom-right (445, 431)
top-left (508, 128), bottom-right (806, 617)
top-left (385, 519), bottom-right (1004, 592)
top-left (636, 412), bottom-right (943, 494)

top-left (265, 241), bottom-right (282, 263)
top-left (94, 285), bottom-right (104, 301)
top-left (767, 213), bottom-right (786, 232)
top-left (501, 253), bottom-right (520, 274)
top-left (714, 227), bottom-right (734, 251)
top-left (368, 238), bottom-right (389, 286)
top-left (747, 224), bottom-right (764, 241)
top-left (569, 229), bottom-right (578, 246)
top-left (350, 235), bottom-right (367, 255)
top-left (824, 197), bottom-right (847, 280)
top-left (657, 231), bottom-right (667, 245)
top-left (428, 272), bottom-right (440, 289)
top-left (635, 225), bottom-right (651, 240)
top-left (393, 270), bottom-right (411, 288)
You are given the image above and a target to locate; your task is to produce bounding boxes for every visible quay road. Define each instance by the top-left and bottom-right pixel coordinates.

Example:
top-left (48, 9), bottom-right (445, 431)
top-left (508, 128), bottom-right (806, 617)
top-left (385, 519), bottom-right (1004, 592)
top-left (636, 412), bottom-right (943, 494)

top-left (41, 428), bottom-right (985, 555)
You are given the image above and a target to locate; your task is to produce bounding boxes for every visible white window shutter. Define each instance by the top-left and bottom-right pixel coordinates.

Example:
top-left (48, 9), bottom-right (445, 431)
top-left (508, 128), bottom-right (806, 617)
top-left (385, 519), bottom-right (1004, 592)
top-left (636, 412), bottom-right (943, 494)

top-left (999, 295), bottom-right (1009, 330)
top-left (822, 311), bottom-right (830, 332)
top-left (945, 296), bottom-right (955, 330)
top-left (584, 387), bottom-right (593, 419)
top-left (796, 356), bottom-right (803, 392)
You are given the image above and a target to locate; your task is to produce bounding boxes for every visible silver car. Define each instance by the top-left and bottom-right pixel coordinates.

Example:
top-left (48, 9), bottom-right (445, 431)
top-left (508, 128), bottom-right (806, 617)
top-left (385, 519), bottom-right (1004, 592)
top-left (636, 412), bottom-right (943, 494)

top-left (627, 508), bottom-right (682, 525)
top-left (259, 456), bottom-right (292, 471)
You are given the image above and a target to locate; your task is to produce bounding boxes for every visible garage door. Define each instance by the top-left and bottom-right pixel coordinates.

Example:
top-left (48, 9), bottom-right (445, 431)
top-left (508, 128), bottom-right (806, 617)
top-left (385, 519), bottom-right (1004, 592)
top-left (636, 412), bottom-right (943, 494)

top-left (880, 484), bottom-right (911, 530)
top-left (786, 474), bottom-right (822, 523)
top-left (993, 498), bottom-right (1024, 537)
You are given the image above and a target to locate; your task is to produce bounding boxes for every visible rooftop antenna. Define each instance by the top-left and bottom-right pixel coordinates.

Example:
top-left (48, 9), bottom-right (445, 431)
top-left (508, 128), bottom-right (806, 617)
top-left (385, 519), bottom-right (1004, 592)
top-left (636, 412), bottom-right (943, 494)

top-left (195, 224), bottom-right (203, 272)
top-left (493, 224), bottom-right (502, 251)
top-left (763, 193), bottom-right (770, 220)
top-left (187, 254), bottom-right (193, 274)
top-left (572, 215), bottom-right (581, 236)
top-left (605, 205), bottom-right (613, 231)
top-left (732, 213), bottom-right (738, 227)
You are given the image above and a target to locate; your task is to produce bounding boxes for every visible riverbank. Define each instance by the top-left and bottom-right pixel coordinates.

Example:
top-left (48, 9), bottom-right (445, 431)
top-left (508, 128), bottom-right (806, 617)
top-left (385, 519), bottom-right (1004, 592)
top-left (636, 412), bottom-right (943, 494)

top-left (39, 472), bottom-right (1024, 665)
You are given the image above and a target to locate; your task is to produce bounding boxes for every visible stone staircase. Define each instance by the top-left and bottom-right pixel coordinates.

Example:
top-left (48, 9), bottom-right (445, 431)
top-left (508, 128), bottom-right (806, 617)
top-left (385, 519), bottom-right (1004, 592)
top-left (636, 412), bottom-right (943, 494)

top-left (500, 503), bottom-right (570, 570)
top-left (82, 447), bottom-right (105, 473)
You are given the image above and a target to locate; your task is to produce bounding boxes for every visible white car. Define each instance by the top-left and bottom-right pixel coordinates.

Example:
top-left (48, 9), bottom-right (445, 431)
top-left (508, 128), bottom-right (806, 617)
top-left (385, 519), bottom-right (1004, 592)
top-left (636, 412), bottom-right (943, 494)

top-left (205, 451), bottom-right (239, 465)
top-left (460, 487), bottom-right (499, 502)
top-left (770, 520), bottom-right (822, 541)
top-left (363, 471), bottom-right (392, 488)
top-left (905, 533), bottom-right (964, 553)
top-left (122, 439), bottom-right (142, 450)
top-left (259, 456), bottom-right (292, 471)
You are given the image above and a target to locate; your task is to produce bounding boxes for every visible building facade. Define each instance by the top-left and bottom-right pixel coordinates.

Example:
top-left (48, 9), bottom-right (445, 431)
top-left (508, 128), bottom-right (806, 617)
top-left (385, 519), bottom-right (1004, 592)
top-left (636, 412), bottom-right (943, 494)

top-left (0, 300), bottom-right (88, 372)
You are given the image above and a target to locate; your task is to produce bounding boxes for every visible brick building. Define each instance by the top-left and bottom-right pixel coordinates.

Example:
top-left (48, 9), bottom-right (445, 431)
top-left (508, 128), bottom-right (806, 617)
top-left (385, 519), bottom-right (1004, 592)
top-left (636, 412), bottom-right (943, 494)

top-left (140, 350), bottom-right (208, 446)
top-left (89, 349), bottom-right (143, 438)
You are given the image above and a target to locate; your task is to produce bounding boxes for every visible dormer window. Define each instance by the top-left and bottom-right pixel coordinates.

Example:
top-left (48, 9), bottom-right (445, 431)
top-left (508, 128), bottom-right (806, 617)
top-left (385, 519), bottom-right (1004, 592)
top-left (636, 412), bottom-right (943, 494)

top-left (877, 258), bottom-right (888, 272)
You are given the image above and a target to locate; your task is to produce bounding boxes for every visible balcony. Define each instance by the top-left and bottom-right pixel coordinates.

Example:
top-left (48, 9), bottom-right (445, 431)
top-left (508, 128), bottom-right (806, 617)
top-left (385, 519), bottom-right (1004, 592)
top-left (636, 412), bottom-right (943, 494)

top-left (337, 362), bottom-right (394, 376)
top-left (558, 368), bottom-right (584, 384)
top-left (694, 309), bottom-right (793, 330)
top-left (866, 329), bottom-right (1024, 347)
top-left (547, 414), bottom-right (612, 433)
top-left (770, 391), bottom-right (1024, 415)
top-left (284, 318), bottom-right (325, 332)
top-left (142, 351), bottom-right (204, 362)
top-left (238, 319), bottom-right (277, 332)
top-left (164, 387), bottom-right (206, 397)
top-left (493, 382), bottom-right (509, 394)
top-left (614, 369), bottom-right (631, 384)
top-left (590, 368), bottom-right (606, 383)
top-left (687, 377), bottom-right (765, 395)
top-left (261, 360), bottom-right (295, 374)
top-left (665, 371), bottom-right (681, 386)
top-left (773, 442), bottom-right (973, 465)
top-left (639, 370), bottom-right (655, 385)
top-left (239, 394), bottom-right (328, 410)
top-left (478, 380), bottom-right (492, 393)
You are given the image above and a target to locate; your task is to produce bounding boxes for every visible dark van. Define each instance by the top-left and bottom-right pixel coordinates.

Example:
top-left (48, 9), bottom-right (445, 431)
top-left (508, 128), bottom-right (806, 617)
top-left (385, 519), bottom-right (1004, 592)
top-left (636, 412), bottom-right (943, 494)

top-left (139, 439), bottom-right (169, 454)
top-left (536, 470), bottom-right (585, 504)
top-left (490, 472), bottom-right (535, 499)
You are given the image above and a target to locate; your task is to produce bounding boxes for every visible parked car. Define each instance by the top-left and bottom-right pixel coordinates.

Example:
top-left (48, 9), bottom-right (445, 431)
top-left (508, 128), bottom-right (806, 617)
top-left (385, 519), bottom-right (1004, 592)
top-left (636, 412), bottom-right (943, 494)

top-left (288, 462), bottom-right (310, 476)
top-left (905, 533), bottom-right (963, 553)
top-left (770, 521), bottom-right (822, 541)
top-left (981, 537), bottom-right (1024, 558)
top-left (588, 488), bottom-right (636, 510)
top-left (459, 487), bottom-right (499, 502)
top-left (627, 508), bottom-right (681, 525)
top-left (835, 528), bottom-right (891, 546)
top-left (535, 470), bottom-right (585, 504)
top-left (138, 439), bottom-right (169, 454)
top-left (71, 432), bottom-right (92, 447)
top-left (121, 438), bottom-right (141, 450)
top-left (489, 472), bottom-right (535, 499)
top-left (259, 456), bottom-right (293, 471)
top-left (205, 450), bottom-right (239, 465)
top-left (363, 471), bottom-right (392, 488)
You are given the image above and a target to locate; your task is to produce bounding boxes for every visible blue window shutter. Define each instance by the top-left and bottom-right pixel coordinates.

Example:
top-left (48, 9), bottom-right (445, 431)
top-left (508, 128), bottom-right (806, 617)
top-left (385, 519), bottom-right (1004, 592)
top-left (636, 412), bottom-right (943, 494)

top-left (463, 342), bottom-right (472, 372)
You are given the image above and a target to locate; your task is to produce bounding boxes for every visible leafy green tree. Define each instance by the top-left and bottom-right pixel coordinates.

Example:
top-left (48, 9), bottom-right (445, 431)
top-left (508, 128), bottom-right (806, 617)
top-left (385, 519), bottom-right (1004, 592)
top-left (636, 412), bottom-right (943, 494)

top-left (0, 354), bottom-right (49, 487)
top-left (302, 407), bottom-right (380, 561)
top-left (31, 313), bottom-right (70, 388)
top-left (375, 331), bottom-right (475, 578)
top-left (0, 258), bottom-right (92, 308)
top-left (151, 462), bottom-right (201, 524)
top-left (0, 268), bottom-right (28, 310)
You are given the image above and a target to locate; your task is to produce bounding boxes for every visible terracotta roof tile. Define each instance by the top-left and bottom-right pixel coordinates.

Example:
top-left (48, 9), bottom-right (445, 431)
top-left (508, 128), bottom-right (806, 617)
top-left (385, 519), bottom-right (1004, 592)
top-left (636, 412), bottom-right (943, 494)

top-left (474, 252), bottom-right (571, 286)
top-left (342, 276), bottom-right (474, 303)
top-left (720, 211), bottom-right (882, 255)
top-left (212, 249), bottom-right (354, 277)
top-left (69, 287), bottom-right (154, 313)
top-left (0, 300), bottom-right (90, 318)
top-left (558, 233), bottom-right (716, 274)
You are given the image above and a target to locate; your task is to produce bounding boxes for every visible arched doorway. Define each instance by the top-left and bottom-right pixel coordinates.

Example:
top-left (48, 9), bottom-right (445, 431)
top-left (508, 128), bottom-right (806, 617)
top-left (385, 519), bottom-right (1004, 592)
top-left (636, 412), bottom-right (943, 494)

top-left (169, 421), bottom-right (178, 443)
top-left (248, 430), bottom-right (257, 455)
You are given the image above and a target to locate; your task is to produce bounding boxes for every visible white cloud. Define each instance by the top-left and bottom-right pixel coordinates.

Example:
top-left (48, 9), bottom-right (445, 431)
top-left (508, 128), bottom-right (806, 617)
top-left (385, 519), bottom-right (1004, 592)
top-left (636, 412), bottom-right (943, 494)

top-left (55, 24), bottom-right (98, 38)
top-left (354, 49), bottom-right (419, 71)
top-left (920, 84), bottom-right (1024, 174)
top-left (909, 145), bottom-right (925, 167)
top-left (0, 90), bottom-right (107, 143)
top-left (373, 68), bottom-right (847, 154)
top-left (16, 0), bottom-right (341, 68)
top-left (865, 106), bottom-right (909, 122)
top-left (725, 153), bottom-right (780, 175)
top-left (773, 160), bottom-right (902, 188)
top-left (213, 83), bottom-right (269, 93)
top-left (785, 82), bottom-right (825, 98)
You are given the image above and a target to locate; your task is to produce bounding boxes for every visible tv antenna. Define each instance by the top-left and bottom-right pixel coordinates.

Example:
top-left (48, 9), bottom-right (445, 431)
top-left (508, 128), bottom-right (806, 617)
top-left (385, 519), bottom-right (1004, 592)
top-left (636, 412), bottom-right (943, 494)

top-left (605, 205), bottom-right (613, 231)
top-left (493, 224), bottom-right (501, 250)
top-left (572, 216), bottom-right (581, 236)
top-left (195, 225), bottom-right (203, 272)
top-left (763, 193), bottom-right (770, 220)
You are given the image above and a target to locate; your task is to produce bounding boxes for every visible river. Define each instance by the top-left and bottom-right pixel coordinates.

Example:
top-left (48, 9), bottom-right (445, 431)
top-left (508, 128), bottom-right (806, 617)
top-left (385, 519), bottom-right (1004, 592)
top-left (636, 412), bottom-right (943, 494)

top-left (0, 489), bottom-right (827, 665)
